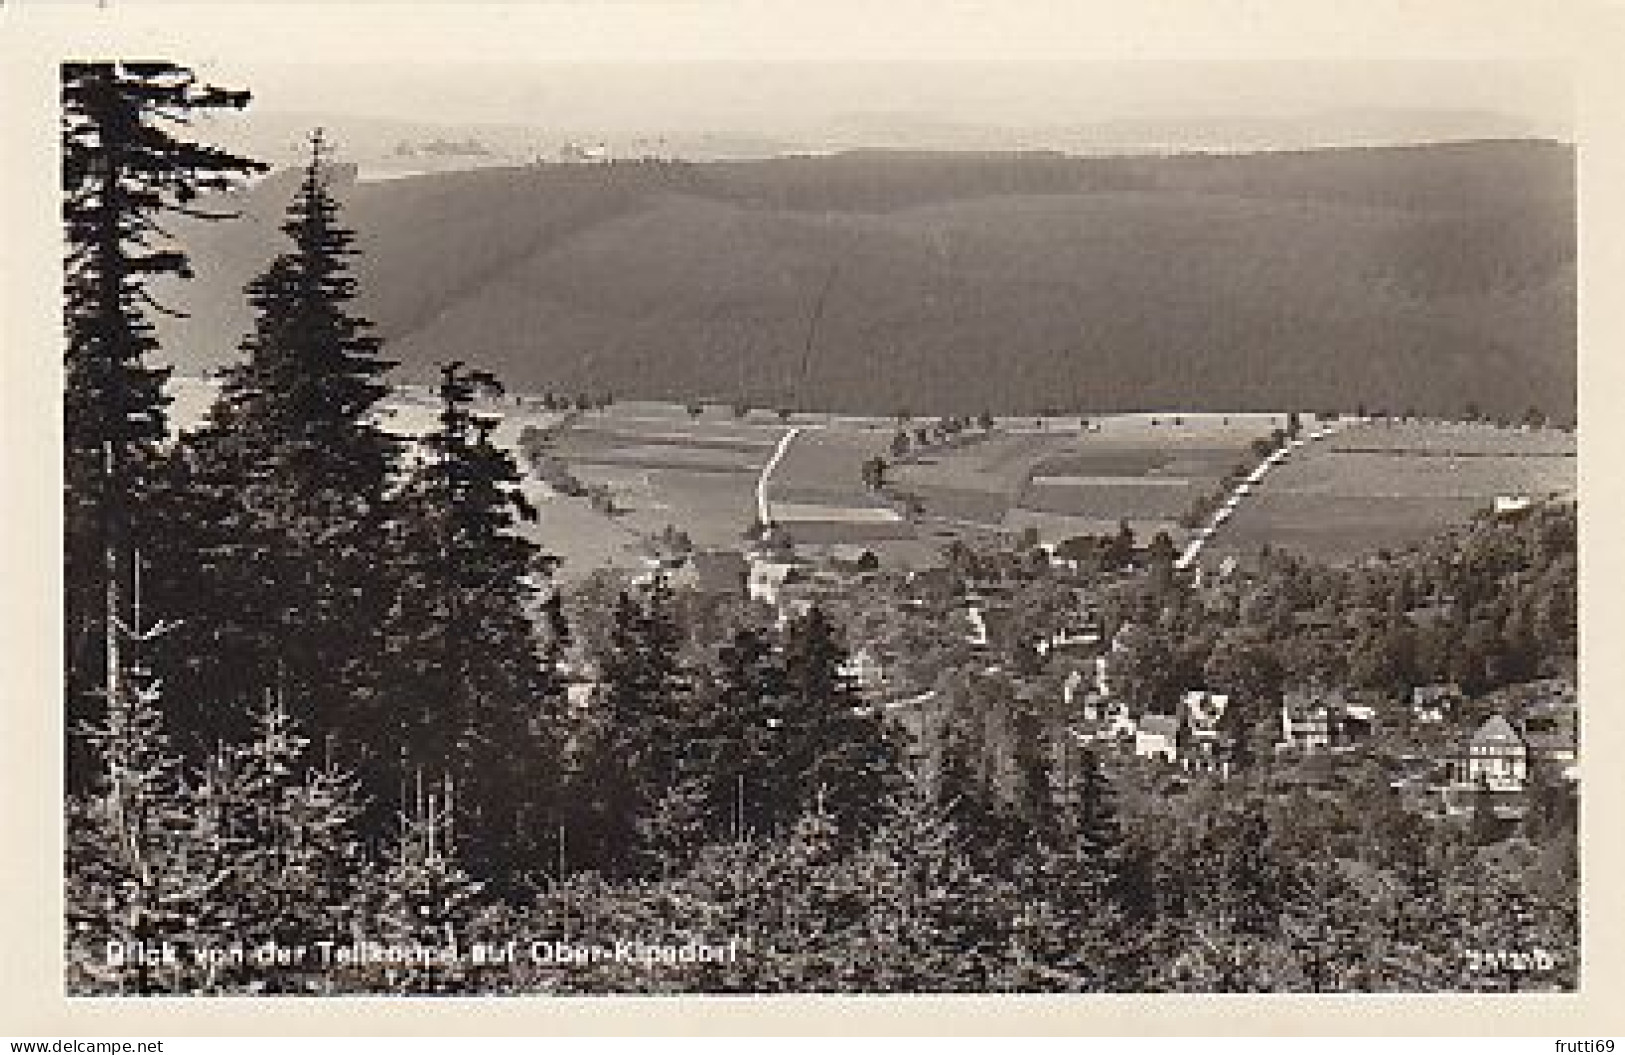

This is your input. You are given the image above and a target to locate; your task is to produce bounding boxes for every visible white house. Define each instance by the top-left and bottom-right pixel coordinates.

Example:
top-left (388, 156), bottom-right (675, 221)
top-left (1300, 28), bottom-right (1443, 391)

top-left (964, 605), bottom-right (990, 647)
top-left (1183, 689), bottom-right (1230, 734)
top-left (1102, 698), bottom-right (1137, 740)
top-left (1135, 714), bottom-right (1181, 763)
top-left (747, 558), bottom-right (803, 605)
top-left (838, 646), bottom-right (887, 692)
top-left (1063, 668), bottom-right (1091, 715)
top-left (1464, 714), bottom-right (1529, 792)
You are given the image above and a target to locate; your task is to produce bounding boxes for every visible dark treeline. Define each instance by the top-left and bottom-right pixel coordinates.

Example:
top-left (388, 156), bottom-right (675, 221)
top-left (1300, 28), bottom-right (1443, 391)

top-left (63, 63), bottom-right (1576, 995)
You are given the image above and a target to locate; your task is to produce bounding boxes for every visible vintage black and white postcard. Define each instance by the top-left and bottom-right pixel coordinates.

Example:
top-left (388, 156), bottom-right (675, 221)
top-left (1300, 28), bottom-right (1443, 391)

top-left (2, 0), bottom-right (1623, 1037)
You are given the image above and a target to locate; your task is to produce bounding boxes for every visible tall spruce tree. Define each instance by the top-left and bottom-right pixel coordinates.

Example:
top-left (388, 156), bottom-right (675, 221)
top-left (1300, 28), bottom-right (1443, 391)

top-left (155, 130), bottom-right (396, 758)
top-left (365, 776), bottom-right (496, 994)
top-left (779, 605), bottom-right (902, 840)
top-left (686, 623), bottom-right (787, 842)
top-left (382, 361), bottom-right (560, 883)
top-left (570, 577), bottom-right (690, 874)
top-left (62, 61), bottom-right (264, 789)
top-left (854, 783), bottom-right (1022, 991)
top-left (1017, 741), bottom-right (1140, 989)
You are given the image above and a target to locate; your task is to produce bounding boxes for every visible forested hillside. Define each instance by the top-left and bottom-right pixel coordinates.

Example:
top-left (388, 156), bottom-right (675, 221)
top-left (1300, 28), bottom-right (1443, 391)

top-left (156, 141), bottom-right (1574, 422)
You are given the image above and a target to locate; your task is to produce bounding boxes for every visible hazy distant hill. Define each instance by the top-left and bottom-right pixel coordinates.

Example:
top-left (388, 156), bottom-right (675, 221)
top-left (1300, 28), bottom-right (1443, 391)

top-left (154, 140), bottom-right (1575, 421)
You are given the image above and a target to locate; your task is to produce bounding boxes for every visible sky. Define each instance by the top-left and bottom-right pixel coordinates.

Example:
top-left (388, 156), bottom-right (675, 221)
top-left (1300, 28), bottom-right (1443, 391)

top-left (213, 59), bottom-right (1572, 141)
top-left (2, 0), bottom-right (1569, 148)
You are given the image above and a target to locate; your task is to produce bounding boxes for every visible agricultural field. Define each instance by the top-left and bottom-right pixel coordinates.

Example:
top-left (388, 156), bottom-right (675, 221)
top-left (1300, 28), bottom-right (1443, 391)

top-left (533, 404), bottom-right (790, 574)
top-left (895, 432), bottom-right (1052, 525)
top-left (760, 426), bottom-right (917, 546)
top-left (756, 413), bottom-right (1279, 549)
top-left (894, 413), bottom-right (1284, 544)
top-left (1206, 421), bottom-right (1576, 565)
top-left (762, 427), bottom-right (893, 507)
top-left (1324, 421), bottom-right (1576, 457)
top-left (173, 377), bottom-right (1546, 576)
top-left (163, 379), bottom-right (770, 579)
top-left (510, 478), bottom-right (648, 577)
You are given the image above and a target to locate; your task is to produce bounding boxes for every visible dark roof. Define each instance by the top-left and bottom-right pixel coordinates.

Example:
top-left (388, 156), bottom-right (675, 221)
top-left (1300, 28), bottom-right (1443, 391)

top-left (1521, 679), bottom-right (1577, 708)
top-left (1139, 714), bottom-right (1180, 738)
top-left (1413, 682), bottom-right (1463, 703)
top-left (689, 550), bottom-right (748, 592)
top-left (1283, 687), bottom-right (1345, 713)
top-left (1524, 731), bottom-right (1576, 755)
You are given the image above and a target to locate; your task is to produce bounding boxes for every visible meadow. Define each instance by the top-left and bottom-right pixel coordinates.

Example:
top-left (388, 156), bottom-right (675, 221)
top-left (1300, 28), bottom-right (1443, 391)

top-left (896, 413), bottom-right (1281, 540)
top-left (166, 379), bottom-right (1573, 575)
top-left (1207, 421), bottom-right (1576, 564)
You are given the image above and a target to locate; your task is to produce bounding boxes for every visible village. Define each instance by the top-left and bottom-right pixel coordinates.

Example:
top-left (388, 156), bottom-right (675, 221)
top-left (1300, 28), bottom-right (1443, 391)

top-left (556, 453), bottom-right (1579, 841)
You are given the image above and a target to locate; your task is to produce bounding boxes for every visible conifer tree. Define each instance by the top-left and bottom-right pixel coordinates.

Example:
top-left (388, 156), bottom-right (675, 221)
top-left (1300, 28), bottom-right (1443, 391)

top-left (854, 784), bottom-right (1021, 991)
top-left (635, 777), bottom-right (716, 877)
top-left (155, 130), bottom-right (396, 759)
top-left (1020, 742), bottom-right (1140, 989)
top-left (1279, 857), bottom-right (1368, 991)
top-left (188, 696), bottom-right (369, 992)
top-left (65, 664), bottom-right (215, 994)
top-left (687, 623), bottom-right (790, 840)
top-left (382, 361), bottom-right (559, 882)
top-left (570, 577), bottom-right (690, 874)
top-left (62, 61), bottom-right (264, 789)
top-left (779, 605), bottom-right (902, 839)
top-left (365, 776), bottom-right (494, 994)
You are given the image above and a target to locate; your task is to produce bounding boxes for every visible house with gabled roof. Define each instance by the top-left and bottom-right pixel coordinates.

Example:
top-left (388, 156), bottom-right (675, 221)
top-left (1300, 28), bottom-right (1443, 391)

top-left (1183, 689), bottom-right (1229, 732)
top-left (1280, 685), bottom-right (1383, 753)
top-left (1181, 689), bottom-right (1232, 770)
top-left (1520, 682), bottom-right (1577, 779)
top-left (1281, 688), bottom-right (1338, 753)
top-left (1102, 697), bottom-right (1137, 742)
top-left (1524, 727), bottom-right (1577, 780)
top-left (1464, 714), bottom-right (1529, 792)
top-left (838, 646), bottom-right (888, 693)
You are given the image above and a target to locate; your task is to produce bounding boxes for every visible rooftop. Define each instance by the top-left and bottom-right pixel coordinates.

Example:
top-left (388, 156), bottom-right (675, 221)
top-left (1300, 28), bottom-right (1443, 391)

top-left (1472, 714), bottom-right (1525, 746)
top-left (1139, 714), bottom-right (1180, 738)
